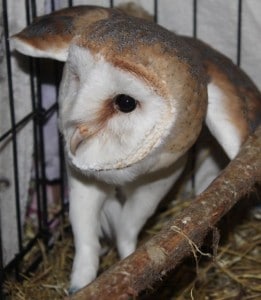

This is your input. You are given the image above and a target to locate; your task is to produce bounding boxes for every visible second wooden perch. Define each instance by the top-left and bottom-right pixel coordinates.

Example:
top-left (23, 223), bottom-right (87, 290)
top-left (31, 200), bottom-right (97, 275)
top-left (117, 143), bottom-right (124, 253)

top-left (69, 125), bottom-right (261, 300)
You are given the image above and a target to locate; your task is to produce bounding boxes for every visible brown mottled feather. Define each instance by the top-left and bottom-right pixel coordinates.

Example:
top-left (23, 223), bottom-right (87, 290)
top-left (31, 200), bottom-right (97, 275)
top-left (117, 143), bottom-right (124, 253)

top-left (12, 6), bottom-right (111, 51)
top-left (182, 37), bottom-right (261, 141)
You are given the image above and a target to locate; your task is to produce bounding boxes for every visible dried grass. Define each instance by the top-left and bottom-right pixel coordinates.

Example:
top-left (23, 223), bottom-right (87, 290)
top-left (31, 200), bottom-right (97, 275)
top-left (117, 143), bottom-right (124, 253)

top-left (3, 193), bottom-right (261, 300)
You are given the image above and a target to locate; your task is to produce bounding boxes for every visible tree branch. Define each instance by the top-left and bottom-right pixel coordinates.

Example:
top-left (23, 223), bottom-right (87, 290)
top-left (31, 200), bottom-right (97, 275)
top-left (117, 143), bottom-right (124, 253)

top-left (68, 125), bottom-right (261, 300)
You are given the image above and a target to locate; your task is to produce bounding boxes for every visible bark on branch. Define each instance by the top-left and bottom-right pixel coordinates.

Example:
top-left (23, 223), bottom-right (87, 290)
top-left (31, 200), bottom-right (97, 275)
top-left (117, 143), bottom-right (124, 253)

top-left (68, 126), bottom-right (261, 300)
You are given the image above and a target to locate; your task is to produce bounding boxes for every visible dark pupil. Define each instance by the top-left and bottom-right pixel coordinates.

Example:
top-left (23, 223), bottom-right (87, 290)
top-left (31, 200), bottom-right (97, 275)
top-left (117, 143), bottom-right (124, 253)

top-left (114, 94), bottom-right (137, 113)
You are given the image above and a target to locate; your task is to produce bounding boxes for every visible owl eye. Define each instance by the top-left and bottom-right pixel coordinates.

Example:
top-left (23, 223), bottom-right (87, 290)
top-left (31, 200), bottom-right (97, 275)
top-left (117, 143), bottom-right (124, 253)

top-left (114, 94), bottom-right (137, 113)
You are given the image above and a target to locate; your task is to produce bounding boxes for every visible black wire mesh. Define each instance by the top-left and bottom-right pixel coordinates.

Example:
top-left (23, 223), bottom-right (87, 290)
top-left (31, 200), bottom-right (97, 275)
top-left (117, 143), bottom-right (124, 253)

top-left (0, 0), bottom-right (69, 294)
top-left (0, 0), bottom-right (245, 297)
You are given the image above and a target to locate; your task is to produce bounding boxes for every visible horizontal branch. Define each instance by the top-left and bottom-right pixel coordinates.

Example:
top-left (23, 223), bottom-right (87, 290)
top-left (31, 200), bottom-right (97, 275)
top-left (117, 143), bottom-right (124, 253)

top-left (68, 125), bottom-right (261, 300)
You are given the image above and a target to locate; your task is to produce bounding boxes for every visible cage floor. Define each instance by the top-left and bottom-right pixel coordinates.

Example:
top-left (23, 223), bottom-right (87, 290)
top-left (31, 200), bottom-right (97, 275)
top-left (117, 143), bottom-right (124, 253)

top-left (3, 194), bottom-right (261, 300)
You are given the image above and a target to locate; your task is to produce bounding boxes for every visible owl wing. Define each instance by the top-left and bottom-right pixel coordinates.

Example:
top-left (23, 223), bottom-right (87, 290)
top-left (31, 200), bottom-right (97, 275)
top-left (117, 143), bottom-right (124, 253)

top-left (10, 5), bottom-right (113, 61)
top-left (182, 37), bottom-right (261, 159)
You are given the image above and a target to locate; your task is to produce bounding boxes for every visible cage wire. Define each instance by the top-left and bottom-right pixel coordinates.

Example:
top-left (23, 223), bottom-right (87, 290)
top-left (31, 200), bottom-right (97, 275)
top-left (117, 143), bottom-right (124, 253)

top-left (0, 0), bottom-right (71, 294)
top-left (0, 0), bottom-right (259, 298)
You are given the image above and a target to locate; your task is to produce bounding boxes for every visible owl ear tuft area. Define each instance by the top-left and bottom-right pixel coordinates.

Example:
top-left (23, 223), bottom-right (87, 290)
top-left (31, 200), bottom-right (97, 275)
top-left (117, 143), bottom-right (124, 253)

top-left (10, 34), bottom-right (69, 61)
top-left (10, 5), bottom-right (110, 61)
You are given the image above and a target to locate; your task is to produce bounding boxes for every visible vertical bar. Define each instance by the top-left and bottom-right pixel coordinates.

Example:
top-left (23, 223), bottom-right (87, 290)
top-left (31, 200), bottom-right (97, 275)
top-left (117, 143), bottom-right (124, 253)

top-left (59, 133), bottom-right (66, 221)
top-left (237, 0), bottom-right (242, 66)
top-left (193, 0), bottom-right (197, 38)
top-left (30, 0), bottom-right (49, 238)
top-left (37, 73), bottom-right (49, 234)
top-left (33, 6), bottom-right (49, 237)
top-left (51, 0), bottom-right (55, 11)
top-left (0, 213), bottom-right (4, 299)
top-left (55, 3), bottom-right (68, 224)
top-left (154, 0), bottom-right (158, 23)
top-left (30, 0), bottom-right (36, 17)
top-left (110, 0), bottom-right (114, 8)
top-left (2, 0), bottom-right (23, 254)
top-left (191, 0), bottom-right (198, 192)
top-left (25, 0), bottom-right (43, 232)
top-left (50, 0), bottom-right (66, 222)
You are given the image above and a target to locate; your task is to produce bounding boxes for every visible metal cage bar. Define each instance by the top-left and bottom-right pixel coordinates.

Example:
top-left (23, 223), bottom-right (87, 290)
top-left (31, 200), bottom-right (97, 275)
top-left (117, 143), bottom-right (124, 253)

top-left (237, 0), bottom-right (242, 66)
top-left (2, 0), bottom-right (23, 257)
top-left (0, 0), bottom-right (67, 289)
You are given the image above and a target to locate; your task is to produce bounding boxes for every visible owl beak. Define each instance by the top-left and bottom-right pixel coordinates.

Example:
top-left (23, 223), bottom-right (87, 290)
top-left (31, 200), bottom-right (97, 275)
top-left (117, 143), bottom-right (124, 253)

top-left (70, 125), bottom-right (89, 155)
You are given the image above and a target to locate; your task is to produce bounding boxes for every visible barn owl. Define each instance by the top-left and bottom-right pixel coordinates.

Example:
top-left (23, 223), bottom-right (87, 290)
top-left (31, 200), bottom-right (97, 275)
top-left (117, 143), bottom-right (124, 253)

top-left (11, 5), bottom-right (261, 293)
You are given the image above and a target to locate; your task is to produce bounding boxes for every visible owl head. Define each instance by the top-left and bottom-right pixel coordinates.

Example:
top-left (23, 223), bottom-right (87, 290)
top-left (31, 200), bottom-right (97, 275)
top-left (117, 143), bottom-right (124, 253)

top-left (11, 6), bottom-right (207, 183)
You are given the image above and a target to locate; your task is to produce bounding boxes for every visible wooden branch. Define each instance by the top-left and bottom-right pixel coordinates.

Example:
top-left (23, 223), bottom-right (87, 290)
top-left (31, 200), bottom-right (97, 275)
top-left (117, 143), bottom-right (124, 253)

top-left (68, 126), bottom-right (261, 300)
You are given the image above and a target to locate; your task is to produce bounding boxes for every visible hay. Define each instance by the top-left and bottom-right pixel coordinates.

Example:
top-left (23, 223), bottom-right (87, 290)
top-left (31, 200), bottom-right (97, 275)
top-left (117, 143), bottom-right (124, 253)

top-left (3, 193), bottom-right (261, 300)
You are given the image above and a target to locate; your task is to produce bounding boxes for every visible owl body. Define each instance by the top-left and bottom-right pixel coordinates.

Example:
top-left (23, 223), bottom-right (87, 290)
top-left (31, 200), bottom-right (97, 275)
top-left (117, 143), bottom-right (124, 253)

top-left (12, 5), bottom-right (261, 292)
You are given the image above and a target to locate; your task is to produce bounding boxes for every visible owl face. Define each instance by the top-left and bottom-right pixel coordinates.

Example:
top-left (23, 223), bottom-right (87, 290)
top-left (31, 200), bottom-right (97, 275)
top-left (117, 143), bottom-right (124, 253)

top-left (59, 45), bottom-right (177, 182)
